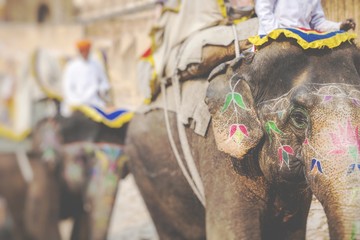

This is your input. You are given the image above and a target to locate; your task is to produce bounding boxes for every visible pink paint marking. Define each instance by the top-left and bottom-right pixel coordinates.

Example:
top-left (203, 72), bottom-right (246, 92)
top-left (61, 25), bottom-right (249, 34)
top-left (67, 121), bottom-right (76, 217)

top-left (229, 124), bottom-right (238, 138)
top-left (323, 95), bottom-right (333, 102)
top-left (238, 124), bottom-right (249, 137)
top-left (328, 121), bottom-right (360, 157)
top-left (229, 124), bottom-right (249, 138)
top-left (282, 145), bottom-right (294, 155)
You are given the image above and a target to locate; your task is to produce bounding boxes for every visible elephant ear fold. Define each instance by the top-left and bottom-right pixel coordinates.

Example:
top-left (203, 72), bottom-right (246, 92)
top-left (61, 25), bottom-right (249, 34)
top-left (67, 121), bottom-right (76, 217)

top-left (206, 64), bottom-right (263, 160)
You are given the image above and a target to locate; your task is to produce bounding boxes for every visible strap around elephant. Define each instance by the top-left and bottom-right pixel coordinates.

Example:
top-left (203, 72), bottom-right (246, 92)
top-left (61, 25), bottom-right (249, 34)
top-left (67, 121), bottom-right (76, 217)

top-left (16, 150), bottom-right (34, 183)
top-left (232, 24), bottom-right (240, 58)
top-left (161, 80), bottom-right (206, 206)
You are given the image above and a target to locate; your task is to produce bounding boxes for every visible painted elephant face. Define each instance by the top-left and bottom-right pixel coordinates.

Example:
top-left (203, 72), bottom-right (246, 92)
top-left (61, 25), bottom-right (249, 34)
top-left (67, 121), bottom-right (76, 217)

top-left (31, 118), bottom-right (63, 171)
top-left (259, 83), bottom-right (360, 239)
top-left (206, 40), bottom-right (360, 239)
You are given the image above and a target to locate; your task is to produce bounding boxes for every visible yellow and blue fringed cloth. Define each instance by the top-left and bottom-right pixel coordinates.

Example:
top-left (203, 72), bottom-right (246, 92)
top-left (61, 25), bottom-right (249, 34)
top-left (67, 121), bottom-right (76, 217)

top-left (249, 28), bottom-right (357, 50)
top-left (73, 105), bottom-right (134, 128)
top-left (0, 124), bottom-right (30, 142)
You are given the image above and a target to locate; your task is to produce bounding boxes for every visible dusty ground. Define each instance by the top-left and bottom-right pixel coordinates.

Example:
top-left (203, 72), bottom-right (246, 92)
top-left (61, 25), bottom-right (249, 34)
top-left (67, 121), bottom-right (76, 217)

top-left (105, 174), bottom-right (329, 240)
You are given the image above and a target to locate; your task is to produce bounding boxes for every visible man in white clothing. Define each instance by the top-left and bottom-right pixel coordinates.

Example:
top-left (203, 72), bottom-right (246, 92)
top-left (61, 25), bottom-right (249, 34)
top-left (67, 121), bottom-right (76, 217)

top-left (62, 40), bottom-right (110, 116)
top-left (255, 0), bottom-right (356, 35)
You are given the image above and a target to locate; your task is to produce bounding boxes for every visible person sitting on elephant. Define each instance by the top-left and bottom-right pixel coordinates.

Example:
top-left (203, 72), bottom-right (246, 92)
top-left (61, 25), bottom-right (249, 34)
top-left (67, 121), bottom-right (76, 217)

top-left (61, 40), bottom-right (110, 117)
top-left (225, 0), bottom-right (254, 21)
top-left (255, 0), bottom-right (356, 36)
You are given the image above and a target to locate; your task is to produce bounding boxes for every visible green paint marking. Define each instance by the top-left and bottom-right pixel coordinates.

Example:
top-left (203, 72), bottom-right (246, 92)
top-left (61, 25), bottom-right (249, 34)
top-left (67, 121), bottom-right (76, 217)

top-left (349, 188), bottom-right (360, 204)
top-left (265, 121), bottom-right (284, 136)
top-left (351, 223), bottom-right (357, 240)
top-left (348, 145), bottom-right (359, 161)
top-left (221, 93), bottom-right (232, 112)
top-left (233, 92), bottom-right (247, 110)
top-left (234, 130), bottom-right (244, 144)
top-left (282, 150), bottom-right (289, 166)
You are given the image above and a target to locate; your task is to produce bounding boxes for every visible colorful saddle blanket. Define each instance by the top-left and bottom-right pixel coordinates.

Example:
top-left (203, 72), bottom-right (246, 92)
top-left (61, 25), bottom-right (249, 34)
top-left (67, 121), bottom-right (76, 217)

top-left (249, 28), bottom-right (357, 49)
top-left (73, 105), bottom-right (133, 128)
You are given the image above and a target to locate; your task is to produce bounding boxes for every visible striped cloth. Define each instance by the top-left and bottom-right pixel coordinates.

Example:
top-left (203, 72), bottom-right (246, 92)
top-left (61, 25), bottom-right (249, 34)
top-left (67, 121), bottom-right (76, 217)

top-left (249, 27), bottom-right (357, 49)
top-left (72, 105), bottom-right (133, 128)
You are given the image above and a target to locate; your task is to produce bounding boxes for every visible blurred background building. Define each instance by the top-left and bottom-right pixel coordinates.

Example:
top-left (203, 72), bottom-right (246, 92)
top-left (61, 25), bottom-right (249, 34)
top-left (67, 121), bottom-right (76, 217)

top-left (0, 0), bottom-right (159, 112)
top-left (0, 0), bottom-right (358, 109)
top-left (1, 0), bottom-right (74, 23)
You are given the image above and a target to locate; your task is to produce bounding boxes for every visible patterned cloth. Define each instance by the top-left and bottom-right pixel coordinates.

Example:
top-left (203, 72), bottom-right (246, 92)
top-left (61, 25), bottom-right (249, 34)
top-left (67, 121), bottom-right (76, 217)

top-left (71, 105), bottom-right (133, 129)
top-left (249, 28), bottom-right (357, 49)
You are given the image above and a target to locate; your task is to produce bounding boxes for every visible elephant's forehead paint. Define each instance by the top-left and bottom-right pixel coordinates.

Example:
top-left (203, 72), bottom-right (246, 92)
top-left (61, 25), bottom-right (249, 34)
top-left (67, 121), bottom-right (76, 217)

top-left (259, 84), bottom-right (360, 113)
top-left (259, 84), bottom-right (360, 174)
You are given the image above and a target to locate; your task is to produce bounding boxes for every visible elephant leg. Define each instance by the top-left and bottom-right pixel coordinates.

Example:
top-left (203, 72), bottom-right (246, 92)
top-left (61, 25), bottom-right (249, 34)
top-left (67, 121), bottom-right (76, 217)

top-left (126, 112), bottom-right (206, 240)
top-left (128, 147), bottom-right (206, 240)
top-left (0, 153), bottom-right (29, 240)
top-left (24, 160), bottom-right (61, 240)
top-left (71, 209), bottom-right (91, 240)
top-left (58, 185), bottom-right (89, 240)
top-left (0, 197), bottom-right (15, 240)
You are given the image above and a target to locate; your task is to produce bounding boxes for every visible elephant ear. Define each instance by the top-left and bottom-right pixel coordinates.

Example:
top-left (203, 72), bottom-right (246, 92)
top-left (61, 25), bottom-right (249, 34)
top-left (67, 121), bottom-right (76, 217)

top-left (206, 60), bottom-right (263, 159)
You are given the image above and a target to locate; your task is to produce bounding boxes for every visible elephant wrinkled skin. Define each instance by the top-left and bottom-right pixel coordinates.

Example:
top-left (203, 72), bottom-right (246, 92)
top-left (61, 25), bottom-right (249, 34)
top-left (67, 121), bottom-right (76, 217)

top-left (126, 38), bottom-right (360, 239)
top-left (208, 39), bottom-right (360, 239)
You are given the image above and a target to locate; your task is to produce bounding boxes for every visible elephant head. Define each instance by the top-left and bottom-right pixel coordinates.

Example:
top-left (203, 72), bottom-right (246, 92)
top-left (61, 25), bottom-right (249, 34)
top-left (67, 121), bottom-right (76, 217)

top-left (26, 112), bottom-right (129, 239)
top-left (206, 39), bottom-right (360, 239)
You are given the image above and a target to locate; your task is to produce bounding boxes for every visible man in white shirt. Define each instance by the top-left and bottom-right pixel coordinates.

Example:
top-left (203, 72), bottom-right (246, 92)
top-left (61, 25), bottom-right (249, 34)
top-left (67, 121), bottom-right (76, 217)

top-left (62, 40), bottom-right (110, 116)
top-left (255, 0), bottom-right (356, 35)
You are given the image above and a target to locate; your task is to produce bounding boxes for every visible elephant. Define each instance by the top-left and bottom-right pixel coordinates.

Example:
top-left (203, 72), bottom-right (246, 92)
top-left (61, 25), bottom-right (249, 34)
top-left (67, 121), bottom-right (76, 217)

top-left (125, 36), bottom-right (360, 239)
top-left (0, 153), bottom-right (32, 240)
top-left (0, 110), bottom-right (129, 240)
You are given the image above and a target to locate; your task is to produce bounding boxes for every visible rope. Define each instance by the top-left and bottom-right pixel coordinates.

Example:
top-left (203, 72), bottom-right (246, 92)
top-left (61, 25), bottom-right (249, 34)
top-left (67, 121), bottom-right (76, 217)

top-left (159, 22), bottom-right (245, 206)
top-left (232, 24), bottom-right (240, 58)
top-left (161, 81), bottom-right (205, 206)
top-left (164, 35), bottom-right (207, 205)
top-left (158, 22), bottom-right (244, 206)
top-left (171, 74), bottom-right (206, 204)
top-left (16, 150), bottom-right (33, 183)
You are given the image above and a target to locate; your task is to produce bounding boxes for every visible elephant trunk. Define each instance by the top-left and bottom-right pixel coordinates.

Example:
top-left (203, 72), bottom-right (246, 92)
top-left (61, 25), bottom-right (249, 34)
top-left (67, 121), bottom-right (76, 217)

top-left (321, 182), bottom-right (360, 239)
top-left (304, 115), bottom-right (360, 240)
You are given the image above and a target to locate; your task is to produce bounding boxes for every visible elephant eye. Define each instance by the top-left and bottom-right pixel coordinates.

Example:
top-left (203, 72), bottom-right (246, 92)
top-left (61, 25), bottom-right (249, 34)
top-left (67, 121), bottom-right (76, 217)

top-left (290, 108), bottom-right (308, 129)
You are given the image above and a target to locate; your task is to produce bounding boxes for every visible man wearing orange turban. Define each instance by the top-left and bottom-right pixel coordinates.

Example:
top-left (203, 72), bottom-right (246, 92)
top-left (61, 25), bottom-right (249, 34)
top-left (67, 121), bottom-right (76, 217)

top-left (76, 40), bottom-right (91, 59)
top-left (62, 39), bottom-right (110, 116)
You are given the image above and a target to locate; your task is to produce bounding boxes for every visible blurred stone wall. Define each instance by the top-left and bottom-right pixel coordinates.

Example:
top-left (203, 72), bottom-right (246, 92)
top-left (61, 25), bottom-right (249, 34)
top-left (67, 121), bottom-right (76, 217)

top-left (3, 0), bottom-right (74, 23)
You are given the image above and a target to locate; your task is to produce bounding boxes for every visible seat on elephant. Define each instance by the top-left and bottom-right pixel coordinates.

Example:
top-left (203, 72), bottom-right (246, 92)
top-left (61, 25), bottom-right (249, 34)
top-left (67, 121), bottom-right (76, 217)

top-left (137, 18), bottom-right (259, 138)
top-left (164, 17), bottom-right (258, 81)
top-left (138, 79), bottom-right (211, 137)
top-left (138, 0), bottom-right (257, 103)
top-left (60, 106), bottom-right (132, 144)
